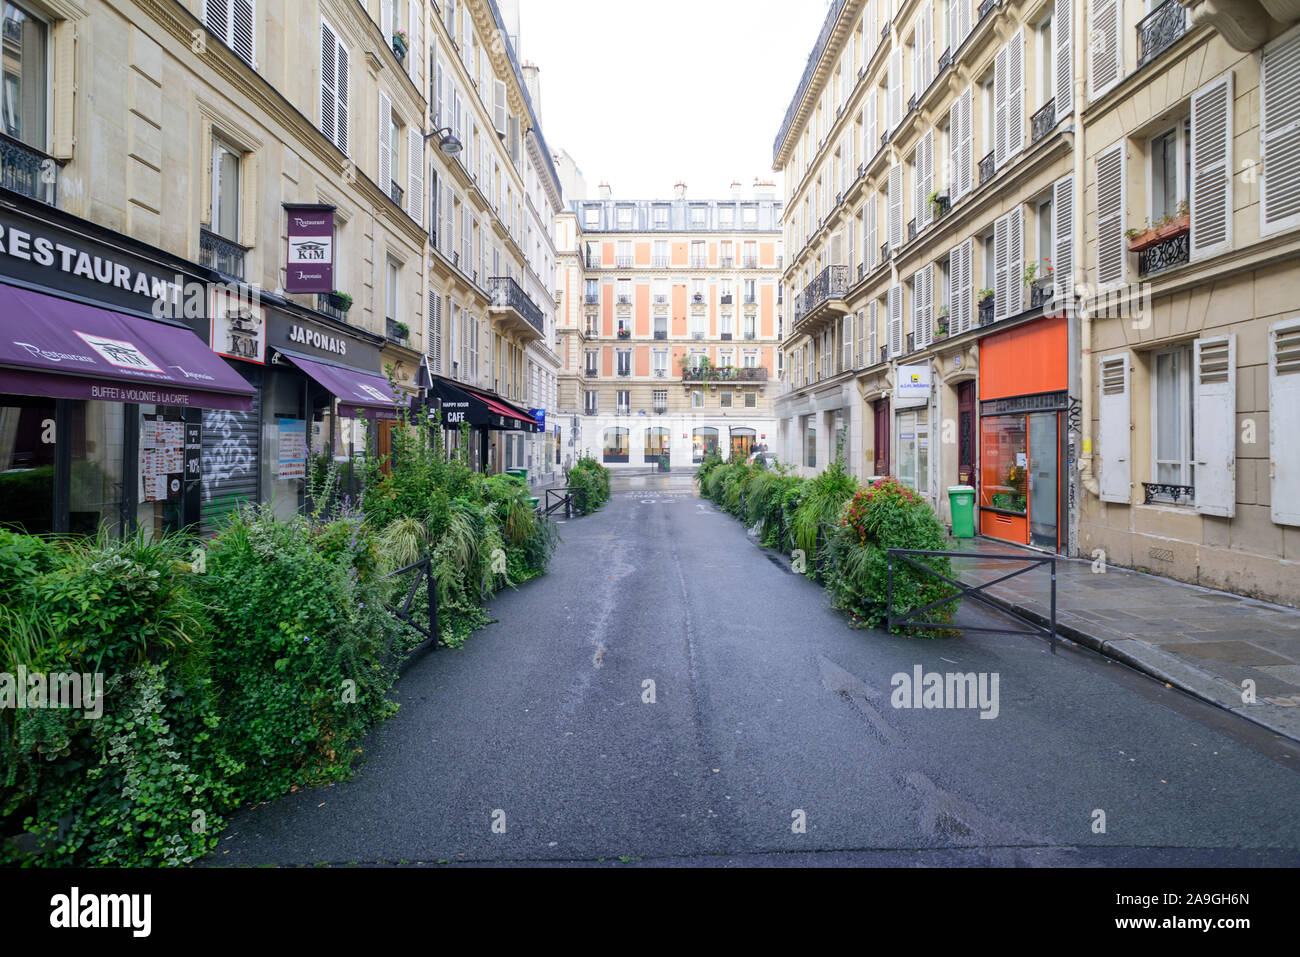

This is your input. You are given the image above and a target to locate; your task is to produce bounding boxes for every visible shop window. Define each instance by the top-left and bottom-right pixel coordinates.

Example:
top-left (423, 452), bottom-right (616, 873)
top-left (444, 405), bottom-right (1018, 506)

top-left (897, 408), bottom-right (929, 493)
top-left (693, 427), bottom-right (718, 463)
top-left (806, 422), bottom-right (817, 468)
top-left (603, 427), bottom-right (629, 463)
top-left (645, 427), bottom-right (669, 457)
top-left (980, 415), bottom-right (1027, 513)
top-left (0, 397), bottom-right (56, 534)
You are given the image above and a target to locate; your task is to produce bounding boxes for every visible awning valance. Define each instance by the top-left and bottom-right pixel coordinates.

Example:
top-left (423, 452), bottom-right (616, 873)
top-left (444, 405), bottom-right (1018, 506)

top-left (0, 283), bottom-right (256, 411)
top-left (281, 352), bottom-right (399, 419)
top-left (425, 374), bottom-right (541, 432)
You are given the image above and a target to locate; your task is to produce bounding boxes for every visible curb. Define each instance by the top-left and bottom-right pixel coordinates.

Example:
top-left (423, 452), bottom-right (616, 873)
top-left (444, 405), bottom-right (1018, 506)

top-left (973, 588), bottom-right (1300, 744)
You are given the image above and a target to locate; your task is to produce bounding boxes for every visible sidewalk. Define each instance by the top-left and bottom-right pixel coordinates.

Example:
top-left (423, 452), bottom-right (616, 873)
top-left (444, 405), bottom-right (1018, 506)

top-left (948, 537), bottom-right (1300, 742)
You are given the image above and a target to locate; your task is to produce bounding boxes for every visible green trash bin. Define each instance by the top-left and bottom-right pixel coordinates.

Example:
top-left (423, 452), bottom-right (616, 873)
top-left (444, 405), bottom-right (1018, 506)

top-left (948, 485), bottom-right (976, 538)
top-left (506, 468), bottom-right (527, 483)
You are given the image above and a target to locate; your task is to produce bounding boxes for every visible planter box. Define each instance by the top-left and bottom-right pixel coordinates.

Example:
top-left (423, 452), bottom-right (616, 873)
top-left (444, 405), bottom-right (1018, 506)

top-left (1128, 214), bottom-right (1189, 252)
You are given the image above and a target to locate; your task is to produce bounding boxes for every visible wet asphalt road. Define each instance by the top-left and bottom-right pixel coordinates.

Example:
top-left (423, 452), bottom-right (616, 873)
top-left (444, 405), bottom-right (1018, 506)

top-left (208, 473), bottom-right (1300, 866)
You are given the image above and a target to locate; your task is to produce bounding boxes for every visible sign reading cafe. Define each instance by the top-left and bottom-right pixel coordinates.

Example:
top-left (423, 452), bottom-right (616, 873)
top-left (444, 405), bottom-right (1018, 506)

top-left (283, 204), bottom-right (335, 295)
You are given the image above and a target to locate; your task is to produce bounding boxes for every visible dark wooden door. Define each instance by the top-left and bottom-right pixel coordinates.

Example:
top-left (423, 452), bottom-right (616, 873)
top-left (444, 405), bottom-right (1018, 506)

top-left (873, 398), bottom-right (891, 476)
top-left (957, 381), bottom-right (976, 487)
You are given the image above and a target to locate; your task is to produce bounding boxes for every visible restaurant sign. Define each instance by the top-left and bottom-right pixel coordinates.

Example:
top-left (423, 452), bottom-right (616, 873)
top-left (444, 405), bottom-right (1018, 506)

top-left (284, 204), bottom-right (335, 294)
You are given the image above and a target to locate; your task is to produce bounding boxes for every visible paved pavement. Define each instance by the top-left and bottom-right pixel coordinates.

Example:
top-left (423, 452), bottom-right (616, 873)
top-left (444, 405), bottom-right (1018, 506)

top-left (950, 537), bottom-right (1300, 742)
top-left (206, 472), bottom-right (1300, 867)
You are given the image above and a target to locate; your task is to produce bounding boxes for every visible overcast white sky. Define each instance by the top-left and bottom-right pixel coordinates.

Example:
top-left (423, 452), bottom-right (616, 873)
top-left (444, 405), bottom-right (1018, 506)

top-left (514, 0), bottom-right (833, 202)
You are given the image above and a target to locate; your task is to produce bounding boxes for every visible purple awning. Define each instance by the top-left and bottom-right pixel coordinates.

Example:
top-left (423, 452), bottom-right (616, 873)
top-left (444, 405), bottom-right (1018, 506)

top-left (0, 283), bottom-right (256, 411)
top-left (281, 352), bottom-right (400, 420)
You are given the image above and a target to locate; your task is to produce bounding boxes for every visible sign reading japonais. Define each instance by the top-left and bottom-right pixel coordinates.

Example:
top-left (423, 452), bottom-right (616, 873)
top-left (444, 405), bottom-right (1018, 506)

top-left (284, 205), bottom-right (335, 294)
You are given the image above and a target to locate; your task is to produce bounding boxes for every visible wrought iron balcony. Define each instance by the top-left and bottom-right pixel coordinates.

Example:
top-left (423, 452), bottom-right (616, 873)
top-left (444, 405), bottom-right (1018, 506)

top-left (584, 369), bottom-right (599, 378)
top-left (721, 332), bottom-right (732, 341)
top-left (691, 331), bottom-right (706, 340)
top-left (389, 181), bottom-right (404, 207)
top-left (794, 264), bottom-right (850, 327)
top-left (681, 366), bottom-right (768, 383)
top-left (908, 219), bottom-right (917, 242)
top-left (654, 294), bottom-right (668, 304)
top-left (0, 132), bottom-right (58, 205)
top-left (690, 257), bottom-right (709, 269)
top-left (317, 293), bottom-right (350, 322)
top-left (743, 257), bottom-right (759, 269)
top-left (616, 406), bottom-right (631, 416)
top-left (1029, 279), bottom-right (1051, 309)
top-left (979, 150), bottom-right (996, 185)
top-left (1138, 0), bottom-right (1187, 69)
top-left (652, 256), bottom-right (670, 268)
top-left (720, 257), bottom-right (735, 268)
top-left (692, 293), bottom-right (705, 304)
top-left (654, 330), bottom-right (668, 340)
top-left (615, 255), bottom-right (634, 267)
top-left (1138, 229), bottom-right (1191, 278)
top-left (199, 228), bottom-right (248, 280)
top-left (617, 328), bottom-right (631, 339)
top-left (978, 0), bottom-right (998, 21)
top-left (1143, 482), bottom-right (1194, 505)
top-left (938, 47), bottom-right (952, 72)
top-left (584, 294), bottom-right (600, 305)
top-left (617, 295), bottom-right (632, 305)
top-left (653, 404), bottom-right (668, 415)
top-left (386, 318), bottom-right (408, 343)
top-left (721, 294), bottom-right (734, 305)
top-left (908, 94), bottom-right (917, 113)
top-left (489, 275), bottom-right (545, 337)
top-left (978, 295), bottom-right (995, 326)
top-left (654, 369), bottom-right (667, 379)
top-left (617, 369), bottom-right (630, 378)
top-left (1031, 98), bottom-right (1056, 144)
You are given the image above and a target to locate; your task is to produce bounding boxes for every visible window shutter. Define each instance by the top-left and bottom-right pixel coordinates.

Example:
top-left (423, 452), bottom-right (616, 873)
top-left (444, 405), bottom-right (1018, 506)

top-left (948, 0), bottom-right (959, 59)
top-left (381, 0), bottom-right (393, 44)
top-left (494, 79), bottom-right (508, 135)
top-left (914, 264), bottom-right (933, 348)
top-left (442, 185), bottom-right (454, 256)
top-left (961, 0), bottom-right (971, 41)
top-left (921, 130), bottom-right (933, 227)
top-left (1007, 29), bottom-right (1024, 160)
top-left (1095, 140), bottom-right (1126, 287)
top-left (949, 92), bottom-right (965, 201)
top-left (865, 196), bottom-right (877, 270)
top-left (865, 89), bottom-right (877, 158)
top-left (994, 40), bottom-right (1009, 168)
top-left (1261, 29), bottom-right (1300, 234)
top-left (993, 212), bottom-right (1009, 320)
top-left (856, 309), bottom-right (866, 366)
top-left (888, 163), bottom-right (903, 249)
top-left (924, 2), bottom-right (934, 88)
top-left (1191, 73), bottom-right (1233, 260)
top-left (320, 21), bottom-right (337, 147)
top-left (1088, 0), bottom-right (1121, 101)
top-left (428, 291), bottom-right (442, 373)
top-left (1007, 205), bottom-right (1022, 316)
top-left (1098, 354), bottom-right (1131, 502)
top-left (409, 4), bottom-right (420, 82)
top-left (378, 89), bottom-right (392, 192)
top-left (407, 128), bottom-right (423, 225)
top-left (953, 238), bottom-right (973, 333)
top-left (869, 300), bottom-right (879, 363)
top-left (335, 40), bottom-right (349, 156)
top-left (1055, 0), bottom-right (1072, 117)
top-left (205, 0), bottom-right (229, 44)
top-left (1270, 318), bottom-right (1300, 525)
top-left (1053, 174), bottom-right (1074, 302)
top-left (888, 49), bottom-right (902, 130)
top-left (230, 0), bottom-right (255, 65)
top-left (888, 285), bottom-right (903, 357)
top-left (1194, 335), bottom-right (1237, 517)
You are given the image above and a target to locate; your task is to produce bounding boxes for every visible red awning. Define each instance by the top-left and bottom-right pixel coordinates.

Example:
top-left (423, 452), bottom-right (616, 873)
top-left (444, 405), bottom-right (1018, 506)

top-left (456, 383), bottom-right (541, 432)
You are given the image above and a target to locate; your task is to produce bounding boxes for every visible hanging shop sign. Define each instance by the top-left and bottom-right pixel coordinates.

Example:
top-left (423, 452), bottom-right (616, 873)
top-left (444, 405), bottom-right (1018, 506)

top-left (283, 205), bottom-right (336, 294)
top-left (895, 363), bottom-right (931, 409)
top-left (210, 285), bottom-right (267, 364)
top-left (531, 408), bottom-right (546, 431)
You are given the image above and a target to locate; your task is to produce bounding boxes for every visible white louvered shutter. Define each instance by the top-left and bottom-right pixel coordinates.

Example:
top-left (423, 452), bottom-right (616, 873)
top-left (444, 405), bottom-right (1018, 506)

top-left (407, 128), bottom-right (423, 225)
top-left (994, 40), bottom-right (1009, 168)
top-left (205, 0), bottom-right (228, 44)
top-left (381, 0), bottom-right (393, 45)
top-left (428, 291), bottom-right (442, 374)
top-left (320, 20), bottom-right (337, 147)
top-left (889, 163), bottom-right (903, 249)
top-left (335, 39), bottom-right (349, 155)
top-left (922, 3), bottom-right (934, 90)
top-left (920, 130), bottom-right (933, 227)
top-left (1055, 0), bottom-right (1072, 118)
top-left (1095, 141), bottom-right (1126, 287)
top-left (857, 309), bottom-right (866, 366)
top-left (1098, 354), bottom-right (1131, 503)
top-left (1053, 174), bottom-right (1074, 302)
top-left (993, 212), bottom-right (1009, 320)
top-left (231, 0), bottom-right (254, 66)
top-left (1270, 318), bottom-right (1300, 525)
top-left (378, 89), bottom-right (392, 193)
top-left (434, 58), bottom-right (444, 128)
top-left (948, 0), bottom-right (959, 57)
top-left (494, 79), bottom-right (508, 136)
top-left (409, 4), bottom-right (420, 82)
top-left (1261, 29), bottom-right (1300, 234)
top-left (1194, 335), bottom-right (1237, 517)
top-left (1007, 206), bottom-right (1022, 316)
top-left (888, 49), bottom-right (902, 130)
top-left (1089, 0), bottom-right (1121, 101)
top-left (888, 285), bottom-right (903, 357)
top-left (914, 264), bottom-right (933, 348)
top-left (442, 185), bottom-right (454, 256)
top-left (866, 195), bottom-right (878, 270)
top-left (865, 89), bottom-right (878, 157)
top-left (953, 238), bottom-right (974, 333)
top-left (869, 300), bottom-right (879, 363)
top-left (1007, 29), bottom-right (1024, 160)
top-left (1191, 73), bottom-right (1234, 261)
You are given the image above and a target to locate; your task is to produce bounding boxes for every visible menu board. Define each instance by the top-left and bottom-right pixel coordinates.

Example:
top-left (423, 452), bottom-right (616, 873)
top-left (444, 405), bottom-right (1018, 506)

top-left (277, 418), bottom-right (307, 480)
top-left (139, 416), bottom-right (185, 503)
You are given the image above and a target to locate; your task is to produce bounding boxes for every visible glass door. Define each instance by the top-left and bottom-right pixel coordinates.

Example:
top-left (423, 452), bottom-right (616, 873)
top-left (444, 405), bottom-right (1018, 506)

top-left (1028, 411), bottom-right (1059, 550)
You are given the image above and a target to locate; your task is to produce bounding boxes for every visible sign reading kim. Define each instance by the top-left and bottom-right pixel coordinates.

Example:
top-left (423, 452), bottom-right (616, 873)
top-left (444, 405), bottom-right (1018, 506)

top-left (283, 204), bottom-right (335, 294)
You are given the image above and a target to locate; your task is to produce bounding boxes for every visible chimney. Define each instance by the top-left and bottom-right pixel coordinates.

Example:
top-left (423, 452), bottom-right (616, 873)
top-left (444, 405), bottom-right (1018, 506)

top-left (754, 179), bottom-right (776, 200)
top-left (730, 180), bottom-right (743, 200)
top-left (598, 182), bottom-right (612, 200)
top-left (674, 181), bottom-right (687, 200)
top-left (521, 61), bottom-right (542, 126)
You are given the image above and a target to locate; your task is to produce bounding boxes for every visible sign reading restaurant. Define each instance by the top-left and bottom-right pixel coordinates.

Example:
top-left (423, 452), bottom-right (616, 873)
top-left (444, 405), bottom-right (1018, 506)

top-left (283, 204), bottom-right (336, 294)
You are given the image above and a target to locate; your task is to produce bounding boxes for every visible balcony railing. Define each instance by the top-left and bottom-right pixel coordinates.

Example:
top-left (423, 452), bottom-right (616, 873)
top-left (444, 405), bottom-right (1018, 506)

top-left (938, 47), bottom-right (952, 73)
top-left (653, 405), bottom-right (668, 415)
top-left (1137, 229), bottom-right (1191, 278)
top-left (979, 150), bottom-right (996, 185)
top-left (691, 331), bottom-right (706, 340)
top-left (654, 369), bottom-right (667, 379)
top-left (389, 181), bottom-right (404, 207)
top-left (720, 257), bottom-right (735, 268)
top-left (489, 275), bottom-right (545, 335)
top-left (1031, 98), bottom-right (1056, 144)
top-left (584, 369), bottom-right (598, 378)
top-left (584, 294), bottom-right (600, 305)
top-left (617, 295), bottom-right (632, 305)
top-left (0, 132), bottom-right (58, 205)
top-left (317, 294), bottom-right (349, 322)
top-left (199, 228), bottom-right (248, 280)
top-left (721, 332), bottom-right (733, 340)
top-left (978, 296), bottom-right (995, 326)
top-left (690, 257), bottom-right (709, 269)
top-left (681, 366), bottom-right (768, 383)
top-left (653, 294), bottom-right (668, 304)
top-left (652, 256), bottom-right (669, 268)
top-left (617, 329), bottom-right (631, 339)
top-left (743, 257), bottom-right (759, 269)
top-left (908, 219), bottom-right (917, 242)
top-left (721, 294), bottom-right (733, 305)
top-left (1137, 0), bottom-right (1188, 69)
top-left (654, 330), bottom-right (668, 340)
top-left (1143, 482), bottom-right (1194, 505)
top-left (617, 369), bottom-right (631, 378)
top-left (882, 242), bottom-right (890, 263)
top-left (615, 255), bottom-right (634, 267)
top-left (794, 264), bottom-right (850, 325)
top-left (386, 318), bottom-right (408, 343)
top-left (978, 0), bottom-right (998, 21)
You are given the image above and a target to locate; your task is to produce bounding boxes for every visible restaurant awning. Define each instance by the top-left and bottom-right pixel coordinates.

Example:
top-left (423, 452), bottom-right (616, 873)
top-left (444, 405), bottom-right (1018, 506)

top-left (280, 352), bottom-right (400, 419)
top-left (424, 373), bottom-right (541, 432)
top-left (0, 283), bottom-right (256, 411)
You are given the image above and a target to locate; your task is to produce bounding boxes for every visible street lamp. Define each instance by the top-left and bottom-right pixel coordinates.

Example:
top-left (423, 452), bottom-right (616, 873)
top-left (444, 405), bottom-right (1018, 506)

top-left (424, 127), bottom-right (462, 156)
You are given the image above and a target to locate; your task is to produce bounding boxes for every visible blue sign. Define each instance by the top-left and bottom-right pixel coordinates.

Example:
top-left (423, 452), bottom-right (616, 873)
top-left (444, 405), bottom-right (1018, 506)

top-left (530, 408), bottom-right (545, 430)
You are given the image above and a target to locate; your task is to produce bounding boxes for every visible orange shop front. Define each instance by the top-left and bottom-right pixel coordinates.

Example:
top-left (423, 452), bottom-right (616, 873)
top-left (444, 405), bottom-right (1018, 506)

top-left (978, 315), bottom-right (1068, 551)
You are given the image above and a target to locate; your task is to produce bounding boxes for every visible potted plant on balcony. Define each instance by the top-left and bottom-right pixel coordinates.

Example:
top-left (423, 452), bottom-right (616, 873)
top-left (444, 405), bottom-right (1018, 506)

top-left (327, 290), bottom-right (353, 314)
top-left (617, 328), bottom-right (631, 339)
top-left (978, 288), bottom-right (994, 306)
top-left (935, 306), bottom-right (950, 339)
top-left (392, 30), bottom-right (408, 58)
top-left (928, 189), bottom-right (950, 217)
top-left (393, 321), bottom-right (410, 342)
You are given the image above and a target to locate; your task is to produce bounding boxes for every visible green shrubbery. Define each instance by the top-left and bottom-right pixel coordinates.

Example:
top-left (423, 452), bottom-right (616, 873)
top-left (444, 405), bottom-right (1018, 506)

top-left (697, 459), bottom-right (959, 635)
top-left (567, 456), bottom-right (611, 515)
top-left (1, 402), bottom-right (577, 866)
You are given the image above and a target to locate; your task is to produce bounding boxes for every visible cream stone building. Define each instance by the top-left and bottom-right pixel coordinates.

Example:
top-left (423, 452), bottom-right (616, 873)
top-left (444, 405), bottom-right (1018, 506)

top-left (554, 184), bottom-right (784, 470)
top-left (1079, 0), bottom-right (1300, 605)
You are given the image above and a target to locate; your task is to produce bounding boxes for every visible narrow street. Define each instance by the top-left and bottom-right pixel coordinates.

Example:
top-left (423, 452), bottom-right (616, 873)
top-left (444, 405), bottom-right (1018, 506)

top-left (211, 473), bottom-right (1300, 867)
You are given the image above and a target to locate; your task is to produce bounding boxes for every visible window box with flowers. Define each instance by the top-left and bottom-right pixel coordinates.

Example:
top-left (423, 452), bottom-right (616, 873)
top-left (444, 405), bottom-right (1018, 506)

top-left (1126, 202), bottom-right (1190, 252)
top-left (392, 30), bottom-right (408, 59)
top-left (1025, 259), bottom-right (1053, 308)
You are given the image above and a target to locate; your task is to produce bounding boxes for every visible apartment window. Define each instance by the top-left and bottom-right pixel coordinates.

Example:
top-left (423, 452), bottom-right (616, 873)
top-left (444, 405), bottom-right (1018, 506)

top-left (806, 421), bottom-right (817, 468)
top-left (584, 391), bottom-right (598, 415)
top-left (616, 240), bottom-right (633, 266)
top-left (692, 390), bottom-right (704, 408)
top-left (1036, 196), bottom-right (1053, 269)
top-left (1036, 12), bottom-right (1053, 107)
top-left (1150, 120), bottom-right (1190, 223)
top-left (743, 279), bottom-right (757, 303)
top-left (719, 205), bottom-right (735, 228)
top-left (617, 351), bottom-right (631, 376)
top-left (745, 391), bottom-right (757, 408)
top-left (617, 278), bottom-right (631, 304)
top-left (720, 391), bottom-right (733, 408)
top-left (691, 240), bottom-right (707, 267)
top-left (2, 3), bottom-right (47, 150)
top-left (653, 204), bottom-right (669, 228)
top-left (205, 0), bottom-right (255, 66)
top-left (653, 389), bottom-right (668, 413)
top-left (585, 278), bottom-right (599, 302)
top-left (744, 241), bottom-right (758, 267)
top-left (690, 205), bottom-right (707, 228)
top-left (742, 352), bottom-right (757, 368)
top-left (617, 390), bottom-right (630, 414)
top-left (616, 205), bottom-right (633, 228)
top-left (653, 278), bottom-right (668, 303)
top-left (385, 258), bottom-right (399, 320)
top-left (584, 351), bottom-right (597, 376)
top-left (742, 204), bottom-right (758, 226)
top-left (584, 206), bottom-right (600, 228)
top-left (1152, 345), bottom-right (1194, 489)
top-left (653, 241), bottom-right (669, 267)
top-left (210, 136), bottom-right (242, 241)
top-left (653, 351), bottom-right (668, 376)
top-left (689, 311), bottom-right (706, 338)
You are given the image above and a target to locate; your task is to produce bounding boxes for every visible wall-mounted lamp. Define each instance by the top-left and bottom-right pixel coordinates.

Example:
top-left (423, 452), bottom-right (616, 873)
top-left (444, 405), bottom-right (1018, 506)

top-left (424, 127), bottom-right (463, 156)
